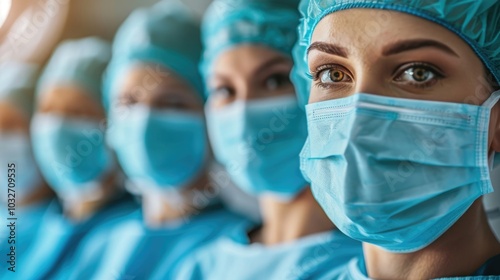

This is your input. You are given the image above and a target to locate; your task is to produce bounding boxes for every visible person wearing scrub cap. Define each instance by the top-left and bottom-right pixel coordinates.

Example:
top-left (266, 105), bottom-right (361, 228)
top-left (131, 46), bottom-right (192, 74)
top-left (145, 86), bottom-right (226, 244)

top-left (0, 61), bottom-right (53, 279)
top-left (177, 0), bottom-right (361, 279)
top-left (294, 0), bottom-right (500, 278)
top-left (75, 1), bottom-right (247, 279)
top-left (19, 37), bottom-right (137, 280)
top-left (31, 37), bottom-right (120, 221)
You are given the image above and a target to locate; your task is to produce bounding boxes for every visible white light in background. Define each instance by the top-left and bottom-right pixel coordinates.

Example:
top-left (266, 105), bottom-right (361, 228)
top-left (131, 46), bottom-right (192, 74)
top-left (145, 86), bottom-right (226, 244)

top-left (0, 0), bottom-right (12, 29)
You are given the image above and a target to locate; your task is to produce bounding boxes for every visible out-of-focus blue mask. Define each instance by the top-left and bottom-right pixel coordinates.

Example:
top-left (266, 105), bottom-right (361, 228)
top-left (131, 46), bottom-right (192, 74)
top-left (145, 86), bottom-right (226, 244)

top-left (207, 95), bottom-right (308, 200)
top-left (31, 114), bottom-right (113, 200)
top-left (108, 104), bottom-right (207, 192)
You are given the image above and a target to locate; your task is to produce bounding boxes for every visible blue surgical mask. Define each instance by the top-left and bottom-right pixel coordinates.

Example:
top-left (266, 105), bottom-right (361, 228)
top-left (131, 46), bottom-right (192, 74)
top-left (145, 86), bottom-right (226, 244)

top-left (107, 104), bottom-right (207, 192)
top-left (0, 133), bottom-right (43, 203)
top-left (30, 114), bottom-right (113, 200)
top-left (301, 91), bottom-right (500, 253)
top-left (206, 95), bottom-right (308, 200)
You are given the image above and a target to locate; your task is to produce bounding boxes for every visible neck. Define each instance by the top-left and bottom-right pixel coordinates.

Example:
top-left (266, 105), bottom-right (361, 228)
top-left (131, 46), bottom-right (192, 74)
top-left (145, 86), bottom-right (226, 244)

top-left (64, 171), bottom-right (119, 222)
top-left (364, 200), bottom-right (500, 279)
top-left (143, 170), bottom-right (211, 228)
top-left (255, 187), bottom-right (335, 246)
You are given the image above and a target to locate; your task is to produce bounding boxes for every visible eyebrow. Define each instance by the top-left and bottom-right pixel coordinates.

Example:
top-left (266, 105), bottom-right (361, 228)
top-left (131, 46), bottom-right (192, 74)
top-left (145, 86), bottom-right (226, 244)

top-left (307, 42), bottom-right (349, 58)
top-left (382, 39), bottom-right (458, 57)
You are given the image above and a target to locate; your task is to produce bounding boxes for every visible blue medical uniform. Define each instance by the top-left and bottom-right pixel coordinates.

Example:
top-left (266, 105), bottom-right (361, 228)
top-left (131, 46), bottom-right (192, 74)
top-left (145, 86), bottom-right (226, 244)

top-left (61, 204), bottom-right (247, 280)
top-left (11, 193), bottom-right (136, 280)
top-left (0, 199), bottom-right (52, 278)
top-left (177, 222), bottom-right (362, 280)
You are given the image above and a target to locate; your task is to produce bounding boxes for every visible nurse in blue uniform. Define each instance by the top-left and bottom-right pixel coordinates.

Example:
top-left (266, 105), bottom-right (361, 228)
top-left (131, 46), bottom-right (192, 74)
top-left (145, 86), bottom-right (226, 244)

top-left (22, 37), bottom-right (137, 280)
top-left (0, 61), bottom-right (53, 278)
top-left (177, 0), bottom-right (362, 279)
top-left (294, 0), bottom-right (500, 278)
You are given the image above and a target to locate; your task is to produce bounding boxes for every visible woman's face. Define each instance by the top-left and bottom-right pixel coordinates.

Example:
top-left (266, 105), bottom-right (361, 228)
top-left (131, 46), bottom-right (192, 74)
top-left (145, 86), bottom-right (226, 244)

top-left (117, 64), bottom-right (203, 113)
top-left (309, 9), bottom-right (494, 104)
top-left (209, 45), bottom-right (295, 109)
top-left (308, 8), bottom-right (500, 151)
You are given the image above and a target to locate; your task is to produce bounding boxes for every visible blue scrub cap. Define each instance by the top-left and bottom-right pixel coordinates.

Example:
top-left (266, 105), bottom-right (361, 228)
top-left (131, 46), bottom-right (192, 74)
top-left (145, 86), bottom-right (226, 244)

top-left (201, 0), bottom-right (300, 91)
top-left (0, 61), bottom-right (39, 117)
top-left (103, 0), bottom-right (204, 109)
top-left (37, 37), bottom-right (111, 103)
top-left (292, 0), bottom-right (500, 105)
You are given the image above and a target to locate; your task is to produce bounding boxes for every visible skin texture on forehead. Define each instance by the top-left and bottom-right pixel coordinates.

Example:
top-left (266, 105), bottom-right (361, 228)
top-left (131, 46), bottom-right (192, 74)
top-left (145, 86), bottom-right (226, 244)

top-left (309, 8), bottom-right (490, 104)
top-left (38, 86), bottom-right (106, 120)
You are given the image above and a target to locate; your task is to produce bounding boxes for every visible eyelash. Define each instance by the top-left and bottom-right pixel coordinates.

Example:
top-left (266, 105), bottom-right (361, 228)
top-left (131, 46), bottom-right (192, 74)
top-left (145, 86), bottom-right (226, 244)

top-left (308, 62), bottom-right (445, 90)
top-left (393, 62), bottom-right (445, 89)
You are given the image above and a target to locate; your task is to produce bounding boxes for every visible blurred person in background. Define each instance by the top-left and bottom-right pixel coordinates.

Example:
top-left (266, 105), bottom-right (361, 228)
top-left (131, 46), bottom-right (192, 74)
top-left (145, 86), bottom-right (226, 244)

top-left (294, 0), bottom-right (500, 278)
top-left (486, 168), bottom-right (500, 241)
top-left (67, 1), bottom-right (248, 279)
top-left (17, 37), bottom-right (137, 280)
top-left (177, 0), bottom-right (362, 279)
top-left (0, 61), bottom-right (53, 278)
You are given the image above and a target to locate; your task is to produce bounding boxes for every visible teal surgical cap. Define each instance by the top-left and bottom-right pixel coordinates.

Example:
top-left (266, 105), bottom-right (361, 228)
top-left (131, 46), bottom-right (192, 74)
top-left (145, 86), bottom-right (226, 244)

top-left (0, 61), bottom-right (39, 116)
top-left (201, 0), bottom-right (300, 89)
top-left (104, 0), bottom-right (204, 109)
top-left (37, 37), bottom-right (111, 102)
top-left (292, 0), bottom-right (500, 105)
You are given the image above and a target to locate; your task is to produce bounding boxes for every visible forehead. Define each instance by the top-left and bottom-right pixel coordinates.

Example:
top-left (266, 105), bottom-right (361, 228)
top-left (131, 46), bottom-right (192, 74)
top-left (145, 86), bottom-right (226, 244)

top-left (213, 45), bottom-right (290, 75)
top-left (311, 9), bottom-right (465, 55)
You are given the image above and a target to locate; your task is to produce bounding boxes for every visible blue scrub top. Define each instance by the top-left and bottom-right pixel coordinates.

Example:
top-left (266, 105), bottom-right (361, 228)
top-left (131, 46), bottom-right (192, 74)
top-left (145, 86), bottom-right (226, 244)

top-left (328, 254), bottom-right (500, 280)
top-left (61, 204), bottom-right (247, 280)
top-left (0, 199), bottom-right (52, 278)
top-left (177, 222), bottom-right (362, 280)
top-left (10, 193), bottom-right (137, 280)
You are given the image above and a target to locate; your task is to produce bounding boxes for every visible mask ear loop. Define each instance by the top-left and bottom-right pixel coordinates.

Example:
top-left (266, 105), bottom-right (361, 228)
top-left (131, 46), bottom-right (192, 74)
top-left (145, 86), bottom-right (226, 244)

top-left (481, 90), bottom-right (500, 179)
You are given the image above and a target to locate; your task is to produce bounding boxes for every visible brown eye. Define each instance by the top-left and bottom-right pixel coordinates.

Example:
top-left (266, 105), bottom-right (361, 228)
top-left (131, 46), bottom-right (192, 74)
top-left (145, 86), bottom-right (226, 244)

top-left (319, 68), bottom-right (350, 84)
top-left (331, 70), bottom-right (345, 82)
top-left (410, 67), bottom-right (431, 82)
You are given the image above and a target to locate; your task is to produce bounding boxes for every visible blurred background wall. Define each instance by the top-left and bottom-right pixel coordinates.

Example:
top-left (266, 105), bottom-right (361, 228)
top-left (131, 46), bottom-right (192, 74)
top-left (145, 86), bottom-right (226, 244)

top-left (0, 0), bottom-right (212, 64)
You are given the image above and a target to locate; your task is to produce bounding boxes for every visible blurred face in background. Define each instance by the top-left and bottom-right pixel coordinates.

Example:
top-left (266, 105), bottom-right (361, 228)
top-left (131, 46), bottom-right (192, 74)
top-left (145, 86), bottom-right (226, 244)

top-left (117, 63), bottom-right (203, 112)
top-left (110, 63), bottom-right (208, 225)
top-left (32, 86), bottom-right (117, 220)
top-left (209, 45), bottom-right (295, 108)
top-left (0, 101), bottom-right (50, 206)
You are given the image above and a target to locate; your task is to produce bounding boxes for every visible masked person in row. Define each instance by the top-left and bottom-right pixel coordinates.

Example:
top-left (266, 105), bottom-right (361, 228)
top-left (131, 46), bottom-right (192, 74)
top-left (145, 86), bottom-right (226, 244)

top-left (178, 0), bottom-right (362, 279)
top-left (18, 37), bottom-right (137, 280)
top-left (73, 1), bottom-right (248, 279)
top-left (0, 61), bottom-right (53, 278)
top-left (294, 0), bottom-right (500, 278)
